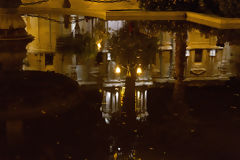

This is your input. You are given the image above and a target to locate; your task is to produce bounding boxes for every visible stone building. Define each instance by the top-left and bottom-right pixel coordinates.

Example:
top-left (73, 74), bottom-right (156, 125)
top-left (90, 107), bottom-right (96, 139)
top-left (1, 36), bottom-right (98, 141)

top-left (151, 29), bottom-right (231, 82)
top-left (21, 17), bottom-right (234, 121)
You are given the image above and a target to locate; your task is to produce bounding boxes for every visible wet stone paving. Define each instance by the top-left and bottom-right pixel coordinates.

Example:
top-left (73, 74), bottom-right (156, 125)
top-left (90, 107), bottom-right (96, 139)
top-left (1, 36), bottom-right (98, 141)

top-left (0, 9), bottom-right (240, 160)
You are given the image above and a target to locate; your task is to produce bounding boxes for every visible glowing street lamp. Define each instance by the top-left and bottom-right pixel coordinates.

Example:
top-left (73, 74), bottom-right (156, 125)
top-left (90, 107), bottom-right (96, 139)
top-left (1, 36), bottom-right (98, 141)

top-left (136, 66), bottom-right (142, 75)
top-left (97, 42), bottom-right (101, 51)
top-left (115, 66), bottom-right (121, 74)
top-left (115, 65), bottom-right (142, 76)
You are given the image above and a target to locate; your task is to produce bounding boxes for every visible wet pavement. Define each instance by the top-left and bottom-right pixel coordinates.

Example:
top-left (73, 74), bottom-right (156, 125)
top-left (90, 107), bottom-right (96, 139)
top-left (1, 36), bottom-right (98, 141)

top-left (0, 7), bottom-right (240, 160)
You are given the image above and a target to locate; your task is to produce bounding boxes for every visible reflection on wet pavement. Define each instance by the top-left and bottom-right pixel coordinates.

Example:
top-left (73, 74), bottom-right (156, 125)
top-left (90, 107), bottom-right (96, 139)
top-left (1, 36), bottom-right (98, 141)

top-left (0, 12), bottom-right (240, 160)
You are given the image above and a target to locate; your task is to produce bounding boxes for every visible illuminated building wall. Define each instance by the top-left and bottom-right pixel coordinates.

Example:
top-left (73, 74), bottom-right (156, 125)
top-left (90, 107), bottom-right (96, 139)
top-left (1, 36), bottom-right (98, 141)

top-left (22, 15), bottom-right (97, 82)
top-left (151, 31), bottom-right (174, 79)
top-left (185, 29), bottom-right (224, 78)
top-left (152, 30), bottom-right (230, 80)
top-left (22, 16), bottom-right (232, 83)
top-left (22, 15), bottom-right (68, 72)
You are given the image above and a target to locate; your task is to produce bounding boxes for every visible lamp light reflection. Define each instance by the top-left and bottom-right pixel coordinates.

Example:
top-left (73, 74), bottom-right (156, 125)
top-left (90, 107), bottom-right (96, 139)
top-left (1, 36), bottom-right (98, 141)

top-left (136, 67), bottom-right (142, 75)
top-left (115, 66), bottom-right (121, 74)
top-left (97, 42), bottom-right (101, 50)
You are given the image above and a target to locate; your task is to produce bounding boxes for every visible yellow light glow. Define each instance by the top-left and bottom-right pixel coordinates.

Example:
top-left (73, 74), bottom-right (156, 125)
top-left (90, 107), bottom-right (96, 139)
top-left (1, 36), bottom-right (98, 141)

top-left (136, 67), bottom-right (142, 75)
top-left (41, 110), bottom-right (46, 114)
top-left (97, 42), bottom-right (101, 50)
top-left (115, 66), bottom-right (121, 74)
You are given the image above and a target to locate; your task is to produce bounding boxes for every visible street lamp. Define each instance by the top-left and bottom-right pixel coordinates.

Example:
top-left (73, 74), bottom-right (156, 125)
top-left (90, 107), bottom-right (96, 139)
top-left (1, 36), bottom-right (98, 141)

top-left (115, 66), bottom-right (121, 74)
top-left (97, 42), bottom-right (101, 51)
top-left (114, 65), bottom-right (142, 76)
top-left (136, 66), bottom-right (142, 75)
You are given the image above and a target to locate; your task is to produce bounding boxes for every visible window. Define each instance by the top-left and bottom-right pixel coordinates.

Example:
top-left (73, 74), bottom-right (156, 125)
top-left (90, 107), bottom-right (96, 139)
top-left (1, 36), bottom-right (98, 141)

top-left (45, 54), bottom-right (54, 65)
top-left (107, 53), bottom-right (111, 61)
top-left (185, 50), bottom-right (190, 57)
top-left (210, 49), bottom-right (216, 57)
top-left (195, 49), bottom-right (203, 62)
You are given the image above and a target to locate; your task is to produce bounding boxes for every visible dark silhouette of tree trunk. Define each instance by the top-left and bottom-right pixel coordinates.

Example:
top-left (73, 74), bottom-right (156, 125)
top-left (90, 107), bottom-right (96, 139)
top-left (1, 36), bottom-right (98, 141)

top-left (123, 67), bottom-right (136, 128)
top-left (63, 0), bottom-right (71, 8)
top-left (169, 31), bottom-right (189, 120)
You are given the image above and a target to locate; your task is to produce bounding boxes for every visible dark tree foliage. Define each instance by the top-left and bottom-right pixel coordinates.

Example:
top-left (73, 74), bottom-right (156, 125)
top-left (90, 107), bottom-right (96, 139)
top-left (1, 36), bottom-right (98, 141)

top-left (140, 0), bottom-right (240, 17)
top-left (0, 0), bottom-right (22, 8)
top-left (216, 30), bottom-right (240, 45)
top-left (202, 0), bottom-right (220, 14)
top-left (203, 0), bottom-right (240, 17)
top-left (57, 33), bottom-right (97, 55)
top-left (139, 20), bottom-right (240, 45)
top-left (57, 19), bottom-right (108, 64)
top-left (138, 20), bottom-right (191, 118)
top-left (138, 20), bottom-right (216, 40)
top-left (139, 0), bottom-right (200, 11)
top-left (108, 21), bottom-right (158, 67)
top-left (63, 0), bottom-right (71, 8)
top-left (215, 0), bottom-right (240, 17)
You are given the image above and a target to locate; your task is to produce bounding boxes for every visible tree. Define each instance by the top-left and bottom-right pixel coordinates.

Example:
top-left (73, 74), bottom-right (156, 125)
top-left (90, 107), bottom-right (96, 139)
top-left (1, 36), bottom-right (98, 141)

top-left (0, 0), bottom-right (21, 8)
top-left (57, 32), bottom-right (97, 62)
top-left (63, 0), bottom-right (71, 8)
top-left (140, 0), bottom-right (240, 18)
top-left (109, 21), bottom-right (158, 68)
top-left (215, 0), bottom-right (240, 17)
top-left (138, 20), bottom-right (240, 119)
top-left (139, 0), bottom-right (200, 11)
top-left (108, 21), bottom-right (158, 126)
top-left (139, 21), bottom-right (192, 119)
top-left (171, 31), bottom-right (189, 119)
